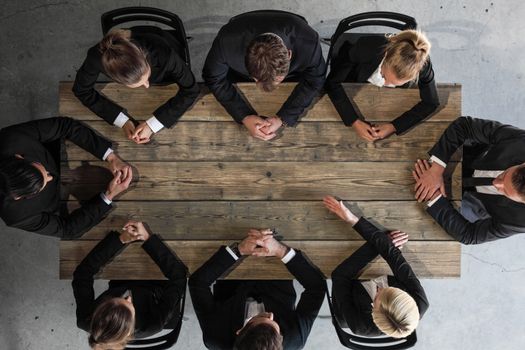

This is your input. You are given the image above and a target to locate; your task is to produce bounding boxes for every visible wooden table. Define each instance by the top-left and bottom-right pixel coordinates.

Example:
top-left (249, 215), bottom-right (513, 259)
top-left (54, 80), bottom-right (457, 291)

top-left (59, 82), bottom-right (462, 280)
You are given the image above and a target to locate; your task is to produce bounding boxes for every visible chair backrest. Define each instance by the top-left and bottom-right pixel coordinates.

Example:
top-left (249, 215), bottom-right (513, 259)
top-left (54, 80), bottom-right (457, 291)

top-left (325, 288), bottom-right (417, 350)
top-left (125, 285), bottom-right (187, 350)
top-left (101, 6), bottom-right (191, 67)
top-left (229, 9), bottom-right (307, 24)
top-left (327, 11), bottom-right (417, 65)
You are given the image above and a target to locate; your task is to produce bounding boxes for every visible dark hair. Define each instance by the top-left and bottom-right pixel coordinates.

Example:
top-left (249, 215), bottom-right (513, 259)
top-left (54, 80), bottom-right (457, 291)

top-left (245, 33), bottom-right (290, 92)
top-left (0, 156), bottom-right (44, 199)
top-left (99, 29), bottom-right (150, 86)
top-left (89, 298), bottom-right (135, 350)
top-left (234, 323), bottom-right (283, 350)
top-left (511, 165), bottom-right (525, 201)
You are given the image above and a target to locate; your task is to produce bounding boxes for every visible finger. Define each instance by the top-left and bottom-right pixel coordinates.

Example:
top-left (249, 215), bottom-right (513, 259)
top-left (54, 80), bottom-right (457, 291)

top-left (260, 229), bottom-right (273, 235)
top-left (422, 159), bottom-right (432, 170)
top-left (137, 138), bottom-right (150, 144)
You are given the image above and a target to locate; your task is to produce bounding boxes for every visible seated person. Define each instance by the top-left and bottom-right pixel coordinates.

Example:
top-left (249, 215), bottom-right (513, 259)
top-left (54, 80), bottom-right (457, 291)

top-left (0, 117), bottom-right (131, 238)
top-left (203, 11), bottom-right (326, 141)
top-left (413, 116), bottom-right (525, 244)
top-left (73, 26), bottom-right (199, 144)
top-left (324, 195), bottom-right (429, 338)
top-left (73, 220), bottom-right (188, 349)
top-left (325, 29), bottom-right (439, 141)
top-left (189, 229), bottom-right (326, 349)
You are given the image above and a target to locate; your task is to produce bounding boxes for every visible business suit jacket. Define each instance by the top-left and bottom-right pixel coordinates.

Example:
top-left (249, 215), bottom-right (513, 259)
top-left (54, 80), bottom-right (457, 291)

top-left (188, 246), bottom-right (326, 350)
top-left (331, 218), bottom-right (429, 336)
top-left (0, 117), bottom-right (113, 238)
top-left (202, 12), bottom-right (326, 126)
top-left (427, 116), bottom-right (525, 244)
top-left (73, 231), bottom-right (188, 338)
top-left (325, 35), bottom-right (439, 134)
top-left (73, 26), bottom-right (199, 127)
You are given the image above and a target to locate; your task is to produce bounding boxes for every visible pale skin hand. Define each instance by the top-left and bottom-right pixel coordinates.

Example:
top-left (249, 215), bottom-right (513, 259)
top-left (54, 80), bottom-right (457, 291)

top-left (120, 220), bottom-right (151, 243)
top-left (122, 120), bottom-right (136, 140)
top-left (104, 169), bottom-right (133, 201)
top-left (242, 115), bottom-right (275, 141)
top-left (371, 122), bottom-right (396, 139)
top-left (259, 116), bottom-right (283, 135)
top-left (132, 122), bottom-right (153, 144)
top-left (323, 195), bottom-right (359, 225)
top-left (251, 230), bottom-right (289, 259)
top-left (387, 230), bottom-right (409, 249)
top-left (352, 119), bottom-right (379, 142)
top-left (238, 229), bottom-right (268, 255)
top-left (106, 153), bottom-right (132, 181)
top-left (412, 159), bottom-right (446, 202)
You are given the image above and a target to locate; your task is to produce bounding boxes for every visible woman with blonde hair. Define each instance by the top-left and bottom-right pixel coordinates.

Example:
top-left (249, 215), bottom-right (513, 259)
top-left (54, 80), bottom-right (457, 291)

top-left (326, 29), bottom-right (439, 141)
top-left (323, 195), bottom-right (428, 338)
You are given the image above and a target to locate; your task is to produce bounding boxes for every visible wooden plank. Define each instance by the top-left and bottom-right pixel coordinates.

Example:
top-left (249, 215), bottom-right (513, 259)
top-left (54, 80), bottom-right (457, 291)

top-left (59, 82), bottom-right (461, 122)
top-left (60, 240), bottom-right (460, 280)
top-left (61, 161), bottom-right (462, 201)
top-left (69, 200), bottom-right (456, 241)
top-left (66, 121), bottom-right (461, 162)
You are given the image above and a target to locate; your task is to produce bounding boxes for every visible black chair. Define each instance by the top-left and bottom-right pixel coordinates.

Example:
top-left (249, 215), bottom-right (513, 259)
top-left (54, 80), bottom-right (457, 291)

top-left (229, 9), bottom-right (307, 24)
top-left (326, 288), bottom-right (417, 350)
top-left (101, 6), bottom-right (192, 67)
top-left (326, 11), bottom-right (417, 65)
top-left (125, 287), bottom-right (187, 350)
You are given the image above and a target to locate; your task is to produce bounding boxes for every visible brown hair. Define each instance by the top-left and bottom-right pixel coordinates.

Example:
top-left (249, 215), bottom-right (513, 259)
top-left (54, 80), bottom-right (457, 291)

top-left (245, 33), bottom-right (290, 92)
top-left (99, 29), bottom-right (150, 86)
top-left (511, 164), bottom-right (525, 201)
top-left (383, 29), bottom-right (431, 82)
top-left (234, 323), bottom-right (283, 350)
top-left (89, 298), bottom-right (135, 350)
top-left (372, 287), bottom-right (419, 338)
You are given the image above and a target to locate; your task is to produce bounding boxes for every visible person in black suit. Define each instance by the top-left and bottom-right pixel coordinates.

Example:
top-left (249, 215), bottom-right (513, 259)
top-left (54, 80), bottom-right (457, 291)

top-left (413, 116), bottom-right (525, 244)
top-left (189, 229), bottom-right (326, 350)
top-left (323, 196), bottom-right (428, 338)
top-left (203, 11), bottom-right (326, 141)
top-left (73, 220), bottom-right (187, 348)
top-left (0, 117), bottom-right (132, 238)
top-left (325, 30), bottom-right (439, 141)
top-left (73, 26), bottom-right (199, 144)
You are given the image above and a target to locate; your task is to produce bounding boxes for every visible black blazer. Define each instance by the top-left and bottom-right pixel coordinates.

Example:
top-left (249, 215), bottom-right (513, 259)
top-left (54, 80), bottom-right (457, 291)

top-left (427, 116), bottom-right (525, 244)
top-left (331, 218), bottom-right (429, 336)
top-left (325, 35), bottom-right (439, 134)
top-left (202, 12), bottom-right (326, 126)
top-left (72, 231), bottom-right (188, 338)
top-left (188, 246), bottom-right (326, 350)
top-left (0, 117), bottom-right (112, 238)
top-left (73, 27), bottom-right (199, 128)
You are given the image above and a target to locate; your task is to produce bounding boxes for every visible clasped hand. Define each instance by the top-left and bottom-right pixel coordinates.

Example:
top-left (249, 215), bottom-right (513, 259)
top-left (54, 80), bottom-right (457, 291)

top-left (412, 159), bottom-right (446, 202)
top-left (119, 220), bottom-right (151, 243)
top-left (238, 229), bottom-right (289, 259)
top-left (242, 115), bottom-right (283, 141)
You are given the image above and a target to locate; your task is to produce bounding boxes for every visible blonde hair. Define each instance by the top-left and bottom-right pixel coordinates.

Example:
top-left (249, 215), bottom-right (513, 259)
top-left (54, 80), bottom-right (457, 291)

top-left (372, 287), bottom-right (419, 338)
top-left (383, 29), bottom-right (431, 82)
top-left (89, 298), bottom-right (135, 350)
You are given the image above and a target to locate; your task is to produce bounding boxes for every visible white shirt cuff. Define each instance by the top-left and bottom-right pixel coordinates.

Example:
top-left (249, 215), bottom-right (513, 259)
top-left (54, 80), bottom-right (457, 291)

top-left (225, 246), bottom-right (239, 261)
top-left (430, 155), bottom-right (447, 168)
top-left (102, 148), bottom-right (113, 161)
top-left (100, 192), bottom-right (112, 205)
top-left (281, 248), bottom-right (296, 264)
top-left (146, 116), bottom-right (165, 133)
top-left (114, 112), bottom-right (130, 128)
top-left (427, 194), bottom-right (442, 207)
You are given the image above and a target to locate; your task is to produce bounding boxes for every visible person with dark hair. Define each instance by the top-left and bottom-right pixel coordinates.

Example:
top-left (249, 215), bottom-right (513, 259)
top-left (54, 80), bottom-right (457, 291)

top-left (73, 26), bottom-right (199, 144)
top-left (73, 221), bottom-right (188, 349)
top-left (325, 30), bottom-right (439, 141)
top-left (203, 11), bottom-right (326, 141)
top-left (413, 116), bottom-right (525, 244)
top-left (189, 229), bottom-right (326, 349)
top-left (0, 117), bottom-right (132, 238)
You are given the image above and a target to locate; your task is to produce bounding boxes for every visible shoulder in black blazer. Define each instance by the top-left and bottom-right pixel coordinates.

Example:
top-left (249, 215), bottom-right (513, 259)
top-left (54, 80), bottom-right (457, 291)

top-left (325, 35), bottom-right (439, 134)
top-left (427, 116), bottom-right (525, 244)
top-left (72, 231), bottom-right (188, 339)
top-left (188, 246), bottom-right (326, 350)
top-left (0, 117), bottom-right (113, 238)
top-left (73, 27), bottom-right (199, 128)
top-left (202, 12), bottom-right (326, 126)
top-left (331, 218), bottom-right (429, 336)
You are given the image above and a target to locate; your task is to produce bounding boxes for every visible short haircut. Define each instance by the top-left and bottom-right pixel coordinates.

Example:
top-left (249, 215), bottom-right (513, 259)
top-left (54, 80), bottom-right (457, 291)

top-left (99, 29), bottom-right (150, 86)
top-left (511, 164), bottom-right (525, 201)
top-left (234, 323), bottom-right (283, 350)
top-left (89, 298), bottom-right (135, 350)
top-left (0, 156), bottom-right (44, 199)
top-left (245, 33), bottom-right (290, 92)
top-left (372, 287), bottom-right (420, 338)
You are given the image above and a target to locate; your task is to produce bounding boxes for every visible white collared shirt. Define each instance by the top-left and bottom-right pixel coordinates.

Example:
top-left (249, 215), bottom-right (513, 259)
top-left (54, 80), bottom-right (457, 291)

top-left (243, 298), bottom-right (266, 326)
top-left (367, 59), bottom-right (396, 88)
top-left (360, 275), bottom-right (389, 303)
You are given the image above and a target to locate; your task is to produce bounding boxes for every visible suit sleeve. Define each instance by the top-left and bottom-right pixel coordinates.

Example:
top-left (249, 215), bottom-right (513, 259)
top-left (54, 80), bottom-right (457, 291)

top-left (353, 218), bottom-right (429, 317)
top-left (72, 231), bottom-right (125, 331)
top-left (141, 235), bottom-right (188, 329)
top-left (391, 59), bottom-right (440, 134)
top-left (203, 35), bottom-right (256, 123)
top-left (72, 46), bottom-right (126, 125)
top-left (276, 41), bottom-right (326, 126)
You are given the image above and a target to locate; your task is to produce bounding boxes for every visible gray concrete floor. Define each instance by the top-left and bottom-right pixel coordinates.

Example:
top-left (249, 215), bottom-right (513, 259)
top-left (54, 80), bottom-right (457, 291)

top-left (1, 0), bottom-right (525, 349)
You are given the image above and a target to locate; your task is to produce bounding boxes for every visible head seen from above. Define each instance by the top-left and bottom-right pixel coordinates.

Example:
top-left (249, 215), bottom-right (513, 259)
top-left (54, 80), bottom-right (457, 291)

top-left (372, 286), bottom-right (419, 338)
top-left (246, 33), bottom-right (291, 92)
top-left (99, 29), bottom-right (151, 88)
top-left (381, 29), bottom-right (431, 86)
top-left (234, 311), bottom-right (283, 350)
top-left (493, 163), bottom-right (525, 203)
top-left (0, 155), bottom-right (52, 200)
